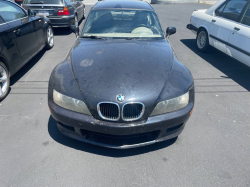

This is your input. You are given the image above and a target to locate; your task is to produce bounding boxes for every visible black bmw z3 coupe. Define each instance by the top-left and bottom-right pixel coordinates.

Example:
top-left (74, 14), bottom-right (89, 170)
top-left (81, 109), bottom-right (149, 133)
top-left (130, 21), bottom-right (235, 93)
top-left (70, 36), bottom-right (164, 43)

top-left (48, 0), bottom-right (195, 149)
top-left (0, 0), bottom-right (54, 101)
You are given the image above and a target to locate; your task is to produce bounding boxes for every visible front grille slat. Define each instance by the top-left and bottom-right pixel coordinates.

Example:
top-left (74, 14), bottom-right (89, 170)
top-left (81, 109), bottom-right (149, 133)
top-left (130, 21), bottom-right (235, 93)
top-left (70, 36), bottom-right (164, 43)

top-left (98, 102), bottom-right (144, 122)
top-left (98, 102), bottom-right (119, 121)
top-left (122, 103), bottom-right (144, 121)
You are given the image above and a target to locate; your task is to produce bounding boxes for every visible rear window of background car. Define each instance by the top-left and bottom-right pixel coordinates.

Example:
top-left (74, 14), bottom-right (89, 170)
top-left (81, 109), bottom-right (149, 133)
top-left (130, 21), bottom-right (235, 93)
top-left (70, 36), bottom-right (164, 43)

top-left (0, 1), bottom-right (26, 23)
top-left (220, 0), bottom-right (247, 22)
top-left (23, 0), bottom-right (63, 4)
top-left (241, 4), bottom-right (250, 26)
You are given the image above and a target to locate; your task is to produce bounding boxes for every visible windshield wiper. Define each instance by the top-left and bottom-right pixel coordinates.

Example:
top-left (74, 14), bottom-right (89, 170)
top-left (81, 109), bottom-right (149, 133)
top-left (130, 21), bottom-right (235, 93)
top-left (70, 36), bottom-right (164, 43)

top-left (80, 36), bottom-right (106, 39)
top-left (30, 1), bottom-right (44, 4)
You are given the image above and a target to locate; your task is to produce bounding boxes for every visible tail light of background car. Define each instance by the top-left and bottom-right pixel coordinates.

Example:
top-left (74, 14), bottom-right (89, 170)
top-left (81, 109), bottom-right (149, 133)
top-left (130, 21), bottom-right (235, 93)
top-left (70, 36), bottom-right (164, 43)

top-left (58, 7), bottom-right (70, 16)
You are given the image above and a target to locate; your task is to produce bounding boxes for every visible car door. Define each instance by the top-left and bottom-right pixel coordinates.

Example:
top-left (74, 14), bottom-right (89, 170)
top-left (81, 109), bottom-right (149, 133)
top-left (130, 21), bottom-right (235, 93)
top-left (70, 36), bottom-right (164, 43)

top-left (227, 2), bottom-right (250, 67)
top-left (209, 0), bottom-right (248, 53)
top-left (31, 16), bottom-right (45, 50)
top-left (0, 14), bottom-right (21, 76)
top-left (0, 1), bottom-right (38, 70)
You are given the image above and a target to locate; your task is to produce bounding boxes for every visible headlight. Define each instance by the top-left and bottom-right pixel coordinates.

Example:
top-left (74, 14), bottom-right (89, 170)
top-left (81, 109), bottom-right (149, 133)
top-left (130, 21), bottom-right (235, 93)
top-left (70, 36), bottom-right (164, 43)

top-left (150, 91), bottom-right (189, 116)
top-left (53, 90), bottom-right (91, 115)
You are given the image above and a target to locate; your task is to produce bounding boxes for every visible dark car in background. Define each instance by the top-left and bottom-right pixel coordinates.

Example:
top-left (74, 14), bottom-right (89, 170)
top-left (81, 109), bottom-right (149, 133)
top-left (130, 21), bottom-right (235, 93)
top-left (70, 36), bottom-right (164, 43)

top-left (0, 0), bottom-right (54, 101)
top-left (22, 0), bottom-right (85, 27)
top-left (14, 0), bottom-right (23, 5)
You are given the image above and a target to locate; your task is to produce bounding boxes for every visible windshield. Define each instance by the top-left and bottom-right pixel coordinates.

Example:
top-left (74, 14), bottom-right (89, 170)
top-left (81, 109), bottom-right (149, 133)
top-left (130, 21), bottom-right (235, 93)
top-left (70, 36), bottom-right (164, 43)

top-left (23, 0), bottom-right (63, 4)
top-left (81, 9), bottom-right (164, 39)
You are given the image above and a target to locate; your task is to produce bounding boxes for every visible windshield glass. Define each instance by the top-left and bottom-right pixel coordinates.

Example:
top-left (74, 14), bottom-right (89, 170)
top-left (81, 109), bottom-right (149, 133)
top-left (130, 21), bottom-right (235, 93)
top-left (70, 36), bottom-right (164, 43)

top-left (81, 9), bottom-right (164, 39)
top-left (24, 0), bottom-right (63, 4)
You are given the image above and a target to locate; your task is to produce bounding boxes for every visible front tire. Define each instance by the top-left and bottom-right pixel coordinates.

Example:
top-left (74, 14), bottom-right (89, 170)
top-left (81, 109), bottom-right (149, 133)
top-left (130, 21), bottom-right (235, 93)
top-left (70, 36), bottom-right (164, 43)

top-left (196, 28), bottom-right (209, 52)
top-left (0, 62), bottom-right (10, 102)
top-left (45, 26), bottom-right (54, 50)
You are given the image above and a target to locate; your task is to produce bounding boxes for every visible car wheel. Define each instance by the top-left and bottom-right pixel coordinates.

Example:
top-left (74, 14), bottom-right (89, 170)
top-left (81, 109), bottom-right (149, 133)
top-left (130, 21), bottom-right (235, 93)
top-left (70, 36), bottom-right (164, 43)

top-left (74, 15), bottom-right (78, 26)
top-left (0, 62), bottom-right (10, 102)
top-left (196, 28), bottom-right (209, 52)
top-left (45, 26), bottom-right (54, 49)
top-left (83, 8), bottom-right (86, 19)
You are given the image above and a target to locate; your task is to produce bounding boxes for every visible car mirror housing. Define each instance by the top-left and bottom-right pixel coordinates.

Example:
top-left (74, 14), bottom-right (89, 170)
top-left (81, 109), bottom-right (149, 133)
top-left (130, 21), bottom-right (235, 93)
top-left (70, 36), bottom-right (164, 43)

top-left (166, 27), bottom-right (176, 37)
top-left (70, 25), bottom-right (79, 37)
top-left (28, 9), bottom-right (36, 17)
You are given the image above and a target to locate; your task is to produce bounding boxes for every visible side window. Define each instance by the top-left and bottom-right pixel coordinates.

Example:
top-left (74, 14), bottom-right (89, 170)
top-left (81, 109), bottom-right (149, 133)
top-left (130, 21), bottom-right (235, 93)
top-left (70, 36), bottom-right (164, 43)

top-left (220, 0), bottom-right (247, 22)
top-left (241, 4), bottom-right (250, 26)
top-left (215, 3), bottom-right (227, 16)
top-left (0, 1), bottom-right (27, 23)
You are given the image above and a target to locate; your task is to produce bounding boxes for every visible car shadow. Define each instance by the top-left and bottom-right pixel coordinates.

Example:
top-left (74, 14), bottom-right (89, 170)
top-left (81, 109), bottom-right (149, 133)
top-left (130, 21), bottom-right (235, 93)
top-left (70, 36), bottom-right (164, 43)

top-left (53, 27), bottom-right (72, 36)
top-left (10, 49), bottom-right (46, 86)
top-left (181, 39), bottom-right (250, 92)
top-left (48, 116), bottom-right (177, 157)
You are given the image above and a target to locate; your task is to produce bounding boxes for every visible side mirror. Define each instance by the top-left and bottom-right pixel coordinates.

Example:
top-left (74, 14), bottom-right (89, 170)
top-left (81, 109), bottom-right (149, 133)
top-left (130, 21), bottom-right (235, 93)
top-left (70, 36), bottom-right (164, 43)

top-left (70, 25), bottom-right (79, 37)
top-left (28, 9), bottom-right (36, 17)
top-left (166, 27), bottom-right (176, 37)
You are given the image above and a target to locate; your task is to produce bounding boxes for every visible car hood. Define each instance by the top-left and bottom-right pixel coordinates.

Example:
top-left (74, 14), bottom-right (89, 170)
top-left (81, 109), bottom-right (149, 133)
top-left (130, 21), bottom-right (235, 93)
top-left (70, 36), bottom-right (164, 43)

top-left (70, 39), bottom-right (173, 105)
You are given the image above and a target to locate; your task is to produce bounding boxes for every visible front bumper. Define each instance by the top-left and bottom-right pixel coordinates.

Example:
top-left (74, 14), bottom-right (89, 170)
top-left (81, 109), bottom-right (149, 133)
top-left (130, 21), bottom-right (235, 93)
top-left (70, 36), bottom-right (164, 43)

top-left (49, 98), bottom-right (194, 149)
top-left (187, 24), bottom-right (198, 35)
top-left (47, 15), bottom-right (74, 27)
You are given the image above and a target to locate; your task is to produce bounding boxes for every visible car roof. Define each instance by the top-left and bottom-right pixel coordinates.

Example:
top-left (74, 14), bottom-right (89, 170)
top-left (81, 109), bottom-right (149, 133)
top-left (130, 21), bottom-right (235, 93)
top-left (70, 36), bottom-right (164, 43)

top-left (92, 0), bottom-right (154, 11)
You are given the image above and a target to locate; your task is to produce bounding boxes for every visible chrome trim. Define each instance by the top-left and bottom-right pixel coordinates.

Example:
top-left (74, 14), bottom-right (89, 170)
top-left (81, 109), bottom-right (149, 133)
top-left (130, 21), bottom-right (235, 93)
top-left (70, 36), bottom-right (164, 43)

top-left (22, 4), bottom-right (65, 7)
top-left (62, 15), bottom-right (74, 19)
top-left (34, 9), bottom-right (55, 11)
top-left (97, 102), bottom-right (120, 121)
top-left (1, 16), bottom-right (28, 25)
top-left (121, 102), bottom-right (145, 121)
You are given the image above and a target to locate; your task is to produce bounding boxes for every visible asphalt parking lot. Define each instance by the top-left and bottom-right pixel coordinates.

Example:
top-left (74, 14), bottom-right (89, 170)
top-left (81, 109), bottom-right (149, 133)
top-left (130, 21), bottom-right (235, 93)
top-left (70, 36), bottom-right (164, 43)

top-left (1, 3), bottom-right (250, 187)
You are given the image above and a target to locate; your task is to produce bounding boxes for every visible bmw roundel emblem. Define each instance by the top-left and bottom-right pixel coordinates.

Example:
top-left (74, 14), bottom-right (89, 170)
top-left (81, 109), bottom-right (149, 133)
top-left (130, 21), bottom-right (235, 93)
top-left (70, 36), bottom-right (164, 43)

top-left (117, 94), bottom-right (125, 102)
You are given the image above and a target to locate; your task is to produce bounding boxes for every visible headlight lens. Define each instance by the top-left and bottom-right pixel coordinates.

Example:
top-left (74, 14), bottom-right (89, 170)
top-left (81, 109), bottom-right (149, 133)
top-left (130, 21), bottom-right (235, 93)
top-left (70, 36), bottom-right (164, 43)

top-left (150, 91), bottom-right (189, 116)
top-left (53, 90), bottom-right (91, 115)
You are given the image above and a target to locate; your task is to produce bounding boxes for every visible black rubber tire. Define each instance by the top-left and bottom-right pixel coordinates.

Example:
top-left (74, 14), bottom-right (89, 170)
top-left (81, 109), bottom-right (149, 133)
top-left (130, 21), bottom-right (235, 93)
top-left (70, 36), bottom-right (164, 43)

top-left (0, 62), bottom-right (10, 102)
top-left (196, 28), bottom-right (209, 52)
top-left (45, 26), bottom-right (54, 50)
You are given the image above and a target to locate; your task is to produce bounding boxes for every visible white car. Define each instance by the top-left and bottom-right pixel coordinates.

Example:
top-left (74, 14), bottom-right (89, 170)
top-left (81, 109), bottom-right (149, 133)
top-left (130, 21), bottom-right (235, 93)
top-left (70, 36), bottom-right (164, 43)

top-left (187, 0), bottom-right (250, 67)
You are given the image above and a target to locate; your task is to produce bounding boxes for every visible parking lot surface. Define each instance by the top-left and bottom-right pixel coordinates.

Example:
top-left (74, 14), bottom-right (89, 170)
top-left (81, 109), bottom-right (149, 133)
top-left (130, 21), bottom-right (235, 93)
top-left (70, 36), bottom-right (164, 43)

top-left (1, 4), bottom-right (250, 187)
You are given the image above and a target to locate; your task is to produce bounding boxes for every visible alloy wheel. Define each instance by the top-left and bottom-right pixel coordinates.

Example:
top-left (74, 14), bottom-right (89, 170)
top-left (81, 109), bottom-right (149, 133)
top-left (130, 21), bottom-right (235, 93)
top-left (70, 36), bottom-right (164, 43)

top-left (197, 31), bottom-right (207, 49)
top-left (75, 15), bottom-right (78, 26)
top-left (0, 65), bottom-right (8, 97)
top-left (47, 27), bottom-right (54, 47)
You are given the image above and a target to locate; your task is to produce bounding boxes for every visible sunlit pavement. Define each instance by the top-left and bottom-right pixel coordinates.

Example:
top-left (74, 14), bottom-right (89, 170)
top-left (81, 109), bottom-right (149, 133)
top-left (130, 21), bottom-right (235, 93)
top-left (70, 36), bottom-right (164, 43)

top-left (0, 4), bottom-right (250, 187)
